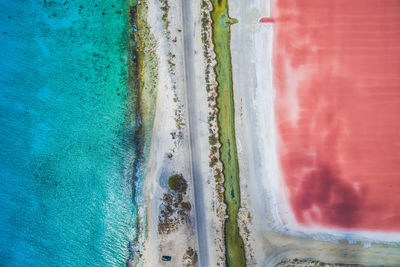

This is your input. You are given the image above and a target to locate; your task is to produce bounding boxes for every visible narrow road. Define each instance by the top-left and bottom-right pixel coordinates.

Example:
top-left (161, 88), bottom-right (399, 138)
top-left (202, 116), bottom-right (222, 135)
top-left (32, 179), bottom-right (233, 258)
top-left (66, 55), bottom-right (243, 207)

top-left (180, 0), bottom-right (210, 266)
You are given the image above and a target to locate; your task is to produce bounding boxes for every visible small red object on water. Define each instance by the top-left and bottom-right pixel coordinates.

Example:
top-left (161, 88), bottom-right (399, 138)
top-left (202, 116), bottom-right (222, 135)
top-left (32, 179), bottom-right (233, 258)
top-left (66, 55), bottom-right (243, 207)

top-left (259, 17), bottom-right (274, 23)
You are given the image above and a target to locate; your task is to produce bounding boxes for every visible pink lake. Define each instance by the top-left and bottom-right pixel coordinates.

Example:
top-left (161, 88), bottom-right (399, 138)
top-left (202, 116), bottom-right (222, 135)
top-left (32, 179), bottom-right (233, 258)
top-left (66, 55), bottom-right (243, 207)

top-left (271, 0), bottom-right (400, 231)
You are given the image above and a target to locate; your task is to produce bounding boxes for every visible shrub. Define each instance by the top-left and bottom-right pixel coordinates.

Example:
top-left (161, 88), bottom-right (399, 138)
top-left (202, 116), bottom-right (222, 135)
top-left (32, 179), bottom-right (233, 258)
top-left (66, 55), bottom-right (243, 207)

top-left (168, 174), bottom-right (188, 193)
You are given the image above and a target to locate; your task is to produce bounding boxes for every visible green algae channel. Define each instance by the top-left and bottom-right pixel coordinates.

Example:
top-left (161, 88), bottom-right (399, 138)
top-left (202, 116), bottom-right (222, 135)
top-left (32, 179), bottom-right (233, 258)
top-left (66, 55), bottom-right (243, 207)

top-left (127, 0), bottom-right (158, 264)
top-left (210, 1), bottom-right (246, 266)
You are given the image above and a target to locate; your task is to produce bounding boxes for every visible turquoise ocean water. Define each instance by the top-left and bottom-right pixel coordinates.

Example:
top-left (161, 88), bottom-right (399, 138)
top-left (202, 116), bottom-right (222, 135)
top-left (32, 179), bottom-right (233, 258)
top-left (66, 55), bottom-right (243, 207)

top-left (0, 0), bottom-right (139, 265)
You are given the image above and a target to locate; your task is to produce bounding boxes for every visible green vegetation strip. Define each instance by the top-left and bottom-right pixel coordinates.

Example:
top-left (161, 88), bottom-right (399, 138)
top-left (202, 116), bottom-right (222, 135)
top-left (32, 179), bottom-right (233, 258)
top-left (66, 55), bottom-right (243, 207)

top-left (210, 1), bottom-right (246, 266)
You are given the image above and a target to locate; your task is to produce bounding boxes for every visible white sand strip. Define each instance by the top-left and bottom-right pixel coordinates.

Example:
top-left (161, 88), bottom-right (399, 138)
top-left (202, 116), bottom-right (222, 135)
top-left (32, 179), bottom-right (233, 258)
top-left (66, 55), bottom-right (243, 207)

top-left (142, 0), bottom-right (199, 265)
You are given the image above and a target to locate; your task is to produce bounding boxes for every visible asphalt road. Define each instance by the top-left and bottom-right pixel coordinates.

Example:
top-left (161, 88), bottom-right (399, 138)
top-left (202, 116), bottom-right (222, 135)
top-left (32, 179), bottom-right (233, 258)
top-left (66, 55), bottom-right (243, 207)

top-left (180, 0), bottom-right (210, 266)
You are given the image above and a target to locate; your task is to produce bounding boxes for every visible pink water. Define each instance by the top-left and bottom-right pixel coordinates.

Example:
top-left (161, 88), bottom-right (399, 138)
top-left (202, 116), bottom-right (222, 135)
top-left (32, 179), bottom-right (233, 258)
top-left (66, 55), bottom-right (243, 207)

top-left (271, 0), bottom-right (400, 231)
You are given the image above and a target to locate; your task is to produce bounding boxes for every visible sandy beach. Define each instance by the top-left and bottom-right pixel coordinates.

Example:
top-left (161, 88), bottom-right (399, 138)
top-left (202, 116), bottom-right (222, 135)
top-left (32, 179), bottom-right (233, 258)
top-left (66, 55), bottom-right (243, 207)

top-left (140, 0), bottom-right (228, 265)
top-left (140, 0), bottom-right (199, 265)
top-left (140, 0), bottom-right (234, 265)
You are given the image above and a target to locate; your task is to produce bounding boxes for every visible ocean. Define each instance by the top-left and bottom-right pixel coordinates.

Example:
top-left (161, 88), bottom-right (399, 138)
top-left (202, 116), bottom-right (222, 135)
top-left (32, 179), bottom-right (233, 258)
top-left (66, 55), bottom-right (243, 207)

top-left (0, 0), bottom-right (137, 265)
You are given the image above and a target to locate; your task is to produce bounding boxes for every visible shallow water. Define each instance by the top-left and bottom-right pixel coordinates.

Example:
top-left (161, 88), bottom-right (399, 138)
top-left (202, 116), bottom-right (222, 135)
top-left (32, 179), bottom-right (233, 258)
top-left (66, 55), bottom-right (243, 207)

top-left (0, 0), bottom-right (137, 265)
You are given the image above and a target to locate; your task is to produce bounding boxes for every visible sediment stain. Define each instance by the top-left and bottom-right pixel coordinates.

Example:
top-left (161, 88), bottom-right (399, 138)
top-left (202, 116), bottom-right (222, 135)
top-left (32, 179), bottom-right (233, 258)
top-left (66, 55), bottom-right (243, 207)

top-left (291, 161), bottom-right (364, 228)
